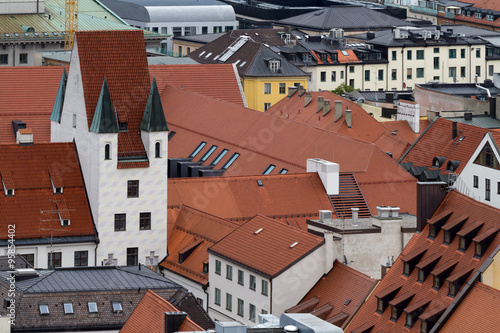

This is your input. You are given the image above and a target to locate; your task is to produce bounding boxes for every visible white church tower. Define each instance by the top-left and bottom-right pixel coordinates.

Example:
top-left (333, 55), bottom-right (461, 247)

top-left (50, 30), bottom-right (168, 267)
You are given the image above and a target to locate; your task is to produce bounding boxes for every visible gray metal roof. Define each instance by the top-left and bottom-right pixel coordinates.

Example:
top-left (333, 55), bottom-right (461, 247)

top-left (147, 56), bottom-right (199, 65)
top-left (445, 115), bottom-right (500, 129)
top-left (276, 6), bottom-right (412, 31)
top-left (245, 45), bottom-right (308, 77)
top-left (417, 83), bottom-right (500, 97)
top-left (0, 266), bottom-right (180, 293)
top-left (174, 32), bottom-right (226, 44)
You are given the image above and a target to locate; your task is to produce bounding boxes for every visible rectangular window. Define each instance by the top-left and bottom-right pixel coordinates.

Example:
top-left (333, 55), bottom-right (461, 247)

top-left (320, 71), bottom-right (326, 82)
top-left (127, 180), bottom-right (139, 198)
top-left (19, 53), bottom-right (27, 64)
top-left (74, 251), bottom-right (88, 267)
top-left (461, 48), bottom-right (465, 58)
top-left (434, 47), bottom-right (439, 53)
top-left (214, 288), bottom-right (221, 305)
top-left (461, 66), bottom-right (466, 78)
top-left (497, 181), bottom-right (500, 195)
top-left (249, 304), bottom-right (256, 322)
top-left (365, 70), bottom-right (370, 81)
top-left (340, 70), bottom-right (344, 79)
top-left (112, 301), bottom-right (123, 313)
top-left (417, 68), bottom-right (424, 78)
top-left (161, 27), bottom-right (167, 34)
top-left (226, 293), bottom-right (232, 311)
top-left (476, 48), bottom-right (481, 58)
top-left (349, 66), bottom-right (355, 73)
top-left (214, 26), bottom-right (222, 33)
top-left (392, 69), bottom-right (397, 80)
top-left (0, 54), bottom-right (8, 64)
top-left (139, 212), bottom-right (151, 230)
top-left (225, 26), bottom-right (233, 32)
top-left (473, 175), bottom-right (478, 188)
top-left (449, 67), bottom-right (457, 78)
top-left (114, 213), bottom-right (126, 231)
top-left (331, 71), bottom-right (336, 82)
top-left (173, 27), bottom-right (182, 37)
top-left (64, 303), bottom-right (73, 314)
top-left (127, 247), bottom-right (138, 266)
top-left (279, 83), bottom-right (286, 94)
top-left (486, 178), bottom-right (491, 201)
top-left (215, 260), bottom-right (221, 275)
top-left (261, 280), bottom-right (269, 296)
top-left (434, 57), bottom-right (439, 69)
top-left (407, 50), bottom-right (412, 60)
top-left (449, 49), bottom-right (456, 59)
top-left (184, 26), bottom-right (196, 36)
top-left (264, 83), bottom-right (271, 94)
top-left (40, 304), bottom-right (49, 315)
top-left (416, 50), bottom-right (424, 60)
top-left (349, 79), bottom-right (354, 87)
top-left (226, 264), bottom-right (233, 280)
top-left (407, 68), bottom-right (412, 80)
top-left (48, 252), bottom-right (62, 269)
top-left (20, 254), bottom-right (34, 267)
top-left (264, 103), bottom-right (271, 111)
top-left (250, 275), bottom-right (256, 290)
top-left (392, 50), bottom-right (397, 60)
top-left (238, 270), bottom-right (244, 285)
top-left (489, 65), bottom-right (494, 76)
top-left (202, 26), bottom-right (208, 34)
top-left (152, 27), bottom-right (159, 33)
top-left (237, 299), bottom-right (244, 317)
top-left (88, 302), bottom-right (98, 313)
top-left (476, 66), bottom-right (481, 76)
top-left (72, 114), bottom-right (77, 128)
top-left (378, 69), bottom-right (384, 81)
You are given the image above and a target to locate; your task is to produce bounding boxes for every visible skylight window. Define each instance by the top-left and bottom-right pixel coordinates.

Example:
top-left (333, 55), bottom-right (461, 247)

top-left (254, 228), bottom-right (263, 234)
top-left (39, 304), bottom-right (49, 315)
top-left (4, 33), bottom-right (9, 37)
top-left (222, 153), bottom-right (240, 170)
top-left (257, 180), bottom-right (263, 187)
top-left (14, 33), bottom-right (19, 37)
top-left (234, 60), bottom-right (240, 65)
top-left (290, 242), bottom-right (299, 248)
top-left (341, 50), bottom-right (349, 56)
top-left (279, 169), bottom-right (288, 174)
top-left (64, 303), bottom-right (74, 314)
top-left (189, 141), bottom-right (207, 158)
top-left (239, 61), bottom-right (247, 67)
top-left (88, 302), bottom-right (98, 313)
top-left (205, 52), bottom-right (212, 59)
top-left (263, 165), bottom-right (275, 175)
top-left (52, 32), bottom-right (58, 36)
top-left (34, 32), bottom-right (39, 36)
top-left (112, 301), bottom-right (123, 313)
top-left (43, 32), bottom-right (49, 36)
top-left (23, 33), bottom-right (29, 37)
top-left (200, 145), bottom-right (217, 162)
top-left (199, 51), bottom-right (206, 57)
top-left (211, 149), bottom-right (228, 166)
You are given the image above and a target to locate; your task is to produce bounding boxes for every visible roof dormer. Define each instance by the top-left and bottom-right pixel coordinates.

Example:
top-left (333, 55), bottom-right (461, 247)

top-left (473, 228), bottom-right (499, 258)
top-left (441, 216), bottom-right (467, 245)
top-left (457, 222), bottom-right (483, 252)
top-left (375, 284), bottom-right (402, 314)
top-left (431, 260), bottom-right (457, 290)
top-left (427, 211), bottom-right (452, 240)
top-left (267, 58), bottom-right (281, 74)
top-left (49, 168), bottom-right (63, 195)
top-left (56, 200), bottom-right (70, 227)
top-left (1, 171), bottom-right (15, 197)
top-left (401, 248), bottom-right (427, 277)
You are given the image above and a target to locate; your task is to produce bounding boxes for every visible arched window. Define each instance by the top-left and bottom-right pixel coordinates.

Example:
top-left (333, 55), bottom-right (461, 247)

top-left (155, 142), bottom-right (161, 158)
top-left (105, 143), bottom-right (111, 160)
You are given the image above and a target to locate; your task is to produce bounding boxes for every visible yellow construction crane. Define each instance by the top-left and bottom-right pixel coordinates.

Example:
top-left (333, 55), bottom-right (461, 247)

top-left (64, 0), bottom-right (78, 50)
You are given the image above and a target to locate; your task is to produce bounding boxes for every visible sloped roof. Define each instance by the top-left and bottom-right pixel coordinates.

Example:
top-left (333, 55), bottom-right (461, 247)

top-left (168, 173), bottom-right (333, 230)
top-left (266, 91), bottom-right (411, 160)
top-left (163, 85), bottom-right (417, 214)
top-left (244, 44), bottom-right (308, 77)
top-left (400, 117), bottom-right (500, 174)
top-left (287, 260), bottom-right (377, 328)
top-left (0, 66), bottom-right (66, 144)
top-left (160, 206), bottom-right (239, 285)
top-left (149, 64), bottom-right (245, 106)
top-left (381, 119), bottom-right (430, 145)
top-left (208, 215), bottom-right (324, 278)
top-left (76, 30), bottom-right (151, 158)
top-left (275, 6), bottom-right (411, 31)
top-left (460, 0), bottom-right (500, 10)
top-left (440, 282), bottom-right (500, 332)
top-left (120, 289), bottom-right (204, 333)
top-left (347, 190), bottom-right (500, 332)
top-left (0, 143), bottom-right (96, 240)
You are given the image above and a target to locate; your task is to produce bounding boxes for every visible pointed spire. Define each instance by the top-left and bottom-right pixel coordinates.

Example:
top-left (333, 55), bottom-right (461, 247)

top-left (140, 77), bottom-right (169, 132)
top-left (50, 68), bottom-right (67, 123)
top-left (90, 78), bottom-right (119, 133)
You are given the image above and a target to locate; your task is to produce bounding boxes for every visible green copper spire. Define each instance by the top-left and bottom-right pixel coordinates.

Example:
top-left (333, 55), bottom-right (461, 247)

top-left (140, 77), bottom-right (169, 132)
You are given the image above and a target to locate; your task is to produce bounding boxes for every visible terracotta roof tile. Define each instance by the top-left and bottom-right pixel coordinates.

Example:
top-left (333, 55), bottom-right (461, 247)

top-left (347, 190), bottom-right (500, 332)
top-left (76, 30), bottom-right (150, 157)
top-left (337, 49), bottom-right (360, 63)
top-left (381, 119), bottom-right (430, 145)
top-left (0, 143), bottom-right (95, 239)
top-left (208, 215), bottom-right (324, 277)
top-left (288, 260), bottom-right (377, 328)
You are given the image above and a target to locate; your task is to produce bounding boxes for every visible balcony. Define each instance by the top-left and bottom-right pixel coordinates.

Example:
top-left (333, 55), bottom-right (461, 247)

top-left (410, 5), bottom-right (438, 15)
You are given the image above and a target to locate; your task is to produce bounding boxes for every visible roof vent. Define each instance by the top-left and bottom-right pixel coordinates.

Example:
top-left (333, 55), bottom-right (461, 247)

top-left (319, 210), bottom-right (332, 222)
top-left (254, 228), bottom-right (263, 234)
top-left (284, 325), bottom-right (299, 333)
top-left (257, 180), bottom-right (263, 187)
top-left (432, 156), bottom-right (446, 168)
top-left (290, 242), bottom-right (299, 248)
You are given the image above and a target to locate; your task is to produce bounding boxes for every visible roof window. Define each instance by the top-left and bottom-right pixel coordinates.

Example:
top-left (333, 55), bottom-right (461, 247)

top-left (419, 305), bottom-right (446, 333)
top-left (447, 267), bottom-right (473, 297)
top-left (401, 248), bottom-right (427, 277)
top-left (168, 131), bottom-right (176, 141)
top-left (200, 145), bottom-right (217, 162)
top-left (39, 304), bottom-right (49, 315)
top-left (457, 222), bottom-right (483, 252)
top-left (416, 254), bottom-right (441, 283)
top-left (375, 284), bottom-right (401, 314)
top-left (112, 301), bottom-right (123, 313)
top-left (389, 292), bottom-right (414, 322)
top-left (64, 302), bottom-right (73, 314)
top-left (427, 212), bottom-right (452, 240)
top-left (279, 169), bottom-right (288, 174)
top-left (263, 165), bottom-right (275, 175)
top-left (441, 216), bottom-right (467, 245)
top-left (1, 171), bottom-right (15, 197)
top-left (432, 156), bottom-right (446, 168)
top-left (404, 298), bottom-right (430, 329)
top-left (189, 141), bottom-right (207, 159)
top-left (431, 260), bottom-right (457, 290)
top-left (88, 302), bottom-right (98, 313)
top-left (473, 228), bottom-right (499, 258)
top-left (211, 149), bottom-right (228, 166)
top-left (221, 153), bottom-right (239, 170)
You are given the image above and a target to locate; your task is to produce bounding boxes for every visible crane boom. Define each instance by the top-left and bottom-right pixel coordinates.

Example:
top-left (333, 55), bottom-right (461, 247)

top-left (64, 0), bottom-right (78, 50)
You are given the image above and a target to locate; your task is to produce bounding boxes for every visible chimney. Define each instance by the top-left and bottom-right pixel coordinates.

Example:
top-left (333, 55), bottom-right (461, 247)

top-left (345, 109), bottom-right (352, 128)
top-left (304, 92), bottom-right (312, 107)
top-left (452, 121), bottom-right (457, 139)
top-left (318, 210), bottom-right (332, 222)
top-left (376, 206), bottom-right (391, 218)
top-left (416, 182), bottom-right (447, 232)
top-left (351, 208), bottom-right (359, 225)
top-left (323, 230), bottom-right (335, 274)
top-left (165, 312), bottom-right (187, 333)
top-left (298, 85), bottom-right (305, 97)
top-left (16, 128), bottom-right (33, 145)
top-left (323, 99), bottom-right (331, 116)
top-left (334, 100), bottom-right (343, 122)
top-left (288, 86), bottom-right (298, 97)
top-left (307, 158), bottom-right (339, 195)
top-left (464, 112), bottom-right (472, 121)
top-left (316, 96), bottom-right (324, 113)
top-left (390, 206), bottom-right (400, 218)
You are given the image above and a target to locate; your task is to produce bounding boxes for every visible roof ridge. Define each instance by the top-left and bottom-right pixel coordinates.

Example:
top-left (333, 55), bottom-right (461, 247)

top-left (178, 205), bottom-right (239, 226)
top-left (333, 260), bottom-right (377, 282)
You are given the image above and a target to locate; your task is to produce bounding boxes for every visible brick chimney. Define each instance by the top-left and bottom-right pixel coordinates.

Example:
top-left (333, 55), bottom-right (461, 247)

top-left (334, 100), bottom-right (343, 122)
top-left (316, 96), bottom-right (324, 113)
top-left (304, 92), bottom-right (312, 107)
top-left (323, 99), bottom-right (331, 116)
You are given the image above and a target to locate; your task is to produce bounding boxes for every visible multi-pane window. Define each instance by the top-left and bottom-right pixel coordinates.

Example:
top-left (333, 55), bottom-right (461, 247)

top-left (449, 67), bottom-right (457, 78)
top-left (226, 264), bottom-right (233, 280)
top-left (250, 275), bottom-right (256, 290)
top-left (434, 47), bottom-right (439, 53)
top-left (237, 299), bottom-right (244, 317)
top-left (349, 66), bottom-right (355, 73)
top-left (264, 103), bottom-right (271, 111)
top-left (391, 69), bottom-right (397, 80)
top-left (262, 280), bottom-right (269, 296)
top-left (392, 50), bottom-right (397, 60)
top-left (407, 68), bottom-right (412, 80)
top-left (365, 70), bottom-right (370, 81)
top-left (74, 251), bottom-right (88, 266)
top-left (249, 304), bottom-right (256, 322)
top-left (269, 60), bottom-right (280, 73)
top-left (449, 49), bottom-right (456, 59)
top-left (416, 50), bottom-right (424, 59)
top-left (48, 252), bottom-right (62, 269)
top-left (417, 68), bottom-right (424, 78)
top-left (127, 180), bottom-right (139, 198)
top-left (215, 260), bottom-right (221, 275)
top-left (114, 213), bottom-right (126, 231)
top-left (378, 69), bottom-right (384, 81)
top-left (214, 288), bottom-right (221, 305)
top-left (20, 253), bottom-right (34, 267)
top-left (127, 247), bottom-right (138, 266)
top-left (172, 27), bottom-right (182, 37)
top-left (279, 83), bottom-right (286, 94)
top-left (407, 50), bottom-right (412, 60)
top-left (473, 175), bottom-right (478, 188)
top-left (0, 54), bottom-right (8, 64)
top-left (238, 270), bottom-right (244, 285)
top-left (226, 293), bottom-right (232, 311)
top-left (139, 212), bottom-right (151, 230)
top-left (320, 71), bottom-right (326, 82)
top-left (264, 83), bottom-right (271, 94)
top-left (486, 178), bottom-right (491, 201)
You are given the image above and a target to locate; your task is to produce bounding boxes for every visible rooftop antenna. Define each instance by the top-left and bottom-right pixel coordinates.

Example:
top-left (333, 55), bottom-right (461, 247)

top-left (40, 199), bottom-right (72, 269)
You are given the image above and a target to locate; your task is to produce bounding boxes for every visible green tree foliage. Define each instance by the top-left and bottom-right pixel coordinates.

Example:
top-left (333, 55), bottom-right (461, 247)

top-left (331, 83), bottom-right (356, 95)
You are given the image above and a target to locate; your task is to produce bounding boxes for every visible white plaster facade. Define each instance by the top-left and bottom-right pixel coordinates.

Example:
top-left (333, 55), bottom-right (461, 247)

top-left (50, 38), bottom-right (168, 267)
top-left (160, 270), bottom-right (208, 311)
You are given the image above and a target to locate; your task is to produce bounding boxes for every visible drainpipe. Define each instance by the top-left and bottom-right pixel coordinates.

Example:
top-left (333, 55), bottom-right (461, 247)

top-left (476, 83), bottom-right (491, 97)
top-left (270, 279), bottom-right (273, 314)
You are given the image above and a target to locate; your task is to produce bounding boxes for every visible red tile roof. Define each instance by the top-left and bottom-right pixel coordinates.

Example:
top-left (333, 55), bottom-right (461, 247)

top-left (76, 30), bottom-right (150, 157)
top-left (266, 91), bottom-right (411, 161)
top-left (0, 66), bottom-right (66, 144)
top-left (0, 143), bottom-right (95, 239)
top-left (164, 85), bottom-right (417, 214)
top-left (400, 117), bottom-right (500, 174)
top-left (381, 119), bottom-right (430, 146)
top-left (440, 282), bottom-right (500, 332)
top-left (160, 206), bottom-right (239, 285)
top-left (287, 260), bottom-right (377, 328)
top-left (120, 290), bottom-right (203, 333)
top-left (337, 49), bottom-right (360, 63)
top-left (347, 190), bottom-right (500, 332)
top-left (208, 214), bottom-right (324, 277)
top-left (149, 64), bottom-right (245, 107)
top-left (168, 173), bottom-right (333, 230)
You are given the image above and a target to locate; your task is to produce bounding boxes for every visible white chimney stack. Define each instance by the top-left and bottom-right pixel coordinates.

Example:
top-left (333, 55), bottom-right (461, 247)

top-left (16, 128), bottom-right (33, 145)
top-left (351, 207), bottom-right (359, 225)
top-left (307, 158), bottom-right (339, 195)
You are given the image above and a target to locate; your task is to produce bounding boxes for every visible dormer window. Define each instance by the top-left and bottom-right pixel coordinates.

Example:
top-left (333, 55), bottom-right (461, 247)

top-left (1, 171), bottom-right (15, 197)
top-left (6, 189), bottom-right (14, 197)
top-left (441, 216), bottom-right (467, 245)
top-left (401, 248), bottom-right (427, 277)
top-left (404, 299), bottom-right (430, 328)
top-left (447, 267), bottom-right (473, 297)
top-left (50, 169), bottom-right (63, 195)
top-left (473, 228), bottom-right (499, 258)
top-left (389, 292), bottom-right (414, 322)
top-left (474, 12), bottom-right (482, 19)
top-left (431, 260), bottom-right (457, 290)
top-left (427, 212), bottom-right (452, 240)
top-left (269, 59), bottom-right (281, 73)
top-left (203, 260), bottom-right (209, 274)
top-left (375, 284), bottom-right (401, 314)
top-left (416, 254), bottom-right (441, 283)
top-left (419, 305), bottom-right (446, 333)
